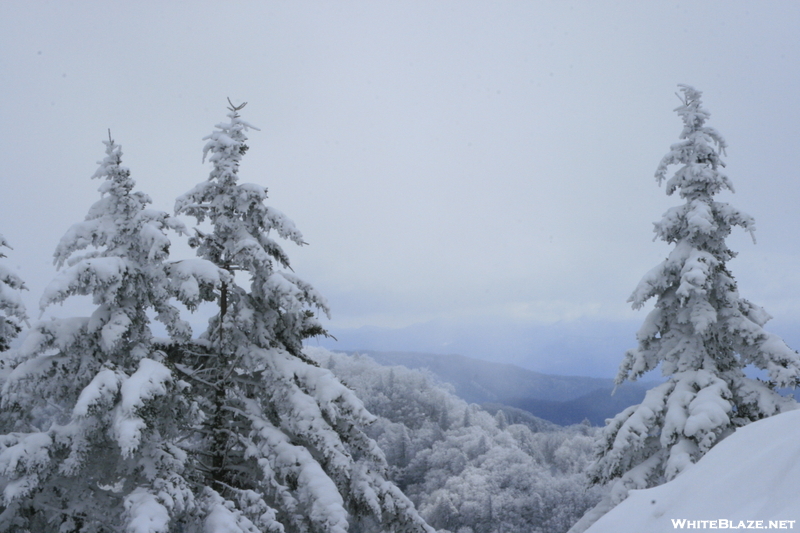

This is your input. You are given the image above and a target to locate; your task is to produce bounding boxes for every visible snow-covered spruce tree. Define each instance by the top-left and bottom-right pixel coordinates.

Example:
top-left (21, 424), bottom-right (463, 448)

top-left (173, 101), bottom-right (433, 533)
top-left (0, 235), bottom-right (28, 353)
top-left (0, 134), bottom-right (225, 531)
top-left (582, 85), bottom-right (800, 521)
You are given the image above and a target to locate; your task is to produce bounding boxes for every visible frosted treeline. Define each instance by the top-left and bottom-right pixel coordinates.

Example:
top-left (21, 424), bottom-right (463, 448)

top-left (308, 348), bottom-right (604, 533)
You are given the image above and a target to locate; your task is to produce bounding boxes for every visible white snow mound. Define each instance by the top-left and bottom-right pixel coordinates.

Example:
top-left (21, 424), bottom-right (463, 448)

top-left (586, 409), bottom-right (800, 533)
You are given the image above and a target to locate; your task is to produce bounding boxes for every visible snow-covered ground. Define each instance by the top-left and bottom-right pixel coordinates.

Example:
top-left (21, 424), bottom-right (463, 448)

top-left (585, 409), bottom-right (800, 533)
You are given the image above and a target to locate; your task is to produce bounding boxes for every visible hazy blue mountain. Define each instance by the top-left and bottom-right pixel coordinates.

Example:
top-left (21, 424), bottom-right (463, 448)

top-left (504, 383), bottom-right (653, 426)
top-left (317, 318), bottom-right (640, 377)
top-left (335, 350), bottom-right (656, 425)
top-left (356, 350), bottom-right (610, 403)
top-left (316, 315), bottom-right (800, 378)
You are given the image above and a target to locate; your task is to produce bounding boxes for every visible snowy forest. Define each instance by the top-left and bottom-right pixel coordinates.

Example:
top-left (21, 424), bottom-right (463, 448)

top-left (1, 86), bottom-right (799, 533)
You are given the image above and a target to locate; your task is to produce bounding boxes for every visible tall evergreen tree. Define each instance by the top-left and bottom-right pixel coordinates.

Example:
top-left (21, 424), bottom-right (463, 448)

top-left (0, 134), bottom-right (225, 531)
top-left (583, 85), bottom-right (800, 520)
top-left (173, 101), bottom-right (433, 532)
top-left (0, 235), bottom-right (28, 353)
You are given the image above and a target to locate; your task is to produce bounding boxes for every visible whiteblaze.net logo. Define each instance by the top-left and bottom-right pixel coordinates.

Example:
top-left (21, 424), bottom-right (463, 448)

top-left (671, 520), bottom-right (796, 530)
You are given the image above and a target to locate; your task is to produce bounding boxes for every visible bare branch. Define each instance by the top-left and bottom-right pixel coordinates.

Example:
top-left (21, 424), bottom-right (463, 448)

top-left (226, 97), bottom-right (248, 113)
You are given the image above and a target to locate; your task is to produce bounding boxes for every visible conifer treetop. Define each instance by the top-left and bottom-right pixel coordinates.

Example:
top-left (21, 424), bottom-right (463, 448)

top-left (656, 85), bottom-right (733, 198)
top-left (176, 100), bottom-right (308, 275)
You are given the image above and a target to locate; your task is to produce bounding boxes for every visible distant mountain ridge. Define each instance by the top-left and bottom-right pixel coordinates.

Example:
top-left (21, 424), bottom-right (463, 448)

top-left (320, 318), bottom-right (642, 377)
top-left (504, 385), bottom-right (653, 426)
top-left (357, 350), bottom-right (609, 403)
top-left (342, 350), bottom-right (657, 425)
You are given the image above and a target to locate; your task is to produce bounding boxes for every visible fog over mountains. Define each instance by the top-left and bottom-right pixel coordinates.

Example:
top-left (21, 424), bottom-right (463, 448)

top-left (330, 350), bottom-right (657, 426)
top-left (316, 313), bottom-right (800, 379)
top-left (318, 317), bottom-right (642, 377)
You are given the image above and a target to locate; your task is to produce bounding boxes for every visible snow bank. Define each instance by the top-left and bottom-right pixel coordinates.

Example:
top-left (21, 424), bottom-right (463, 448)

top-left (585, 410), bottom-right (800, 533)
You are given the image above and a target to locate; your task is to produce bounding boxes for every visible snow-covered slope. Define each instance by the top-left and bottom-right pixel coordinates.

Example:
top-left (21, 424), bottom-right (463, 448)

top-left (585, 409), bottom-right (800, 533)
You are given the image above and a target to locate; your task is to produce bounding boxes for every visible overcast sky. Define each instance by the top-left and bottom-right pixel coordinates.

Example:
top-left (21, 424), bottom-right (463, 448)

top-left (2, 1), bottom-right (800, 376)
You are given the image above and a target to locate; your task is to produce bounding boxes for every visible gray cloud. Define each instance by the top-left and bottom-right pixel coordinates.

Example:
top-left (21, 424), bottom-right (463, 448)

top-left (2, 1), bottom-right (800, 376)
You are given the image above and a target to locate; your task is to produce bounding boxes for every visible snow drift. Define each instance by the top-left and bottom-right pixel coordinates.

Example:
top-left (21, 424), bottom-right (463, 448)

top-left (585, 409), bottom-right (800, 533)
